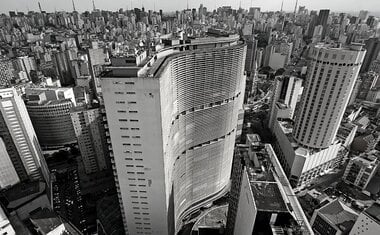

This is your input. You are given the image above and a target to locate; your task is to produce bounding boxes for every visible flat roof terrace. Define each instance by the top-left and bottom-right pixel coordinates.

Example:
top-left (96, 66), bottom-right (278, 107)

top-left (250, 181), bottom-right (289, 213)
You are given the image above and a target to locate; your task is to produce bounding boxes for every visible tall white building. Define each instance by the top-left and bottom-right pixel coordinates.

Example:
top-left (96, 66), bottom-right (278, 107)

top-left (294, 43), bottom-right (366, 150)
top-left (101, 35), bottom-right (246, 234)
top-left (273, 43), bottom-right (366, 187)
top-left (0, 88), bottom-right (49, 189)
top-left (269, 75), bottom-right (303, 130)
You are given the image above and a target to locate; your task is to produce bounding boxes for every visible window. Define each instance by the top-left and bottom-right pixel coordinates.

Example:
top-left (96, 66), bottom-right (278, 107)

top-left (126, 92), bottom-right (136, 94)
top-left (115, 92), bottom-right (124, 94)
top-left (119, 119), bottom-right (128, 122)
top-left (128, 101), bottom-right (137, 104)
top-left (130, 119), bottom-right (139, 122)
top-left (116, 101), bottom-right (125, 104)
top-left (118, 110), bottom-right (127, 113)
top-left (129, 111), bottom-right (138, 113)
top-left (125, 82), bottom-right (135, 85)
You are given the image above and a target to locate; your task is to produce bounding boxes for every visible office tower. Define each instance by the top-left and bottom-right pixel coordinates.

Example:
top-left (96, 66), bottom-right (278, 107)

top-left (52, 51), bottom-right (75, 86)
top-left (310, 200), bottom-right (358, 235)
top-left (358, 10), bottom-right (369, 22)
top-left (0, 88), bottom-right (49, 188)
top-left (13, 56), bottom-right (37, 81)
top-left (101, 34), bottom-right (246, 234)
top-left (343, 152), bottom-right (379, 190)
top-left (71, 107), bottom-right (109, 174)
top-left (226, 138), bottom-right (312, 235)
top-left (244, 35), bottom-right (257, 76)
top-left (361, 38), bottom-right (380, 73)
top-left (25, 88), bottom-right (77, 149)
top-left (0, 58), bottom-right (13, 87)
top-left (357, 72), bottom-right (379, 99)
top-left (317, 9), bottom-right (330, 39)
top-left (273, 43), bottom-right (366, 187)
top-left (293, 44), bottom-right (366, 149)
top-left (269, 75), bottom-right (302, 130)
top-left (350, 203), bottom-right (380, 235)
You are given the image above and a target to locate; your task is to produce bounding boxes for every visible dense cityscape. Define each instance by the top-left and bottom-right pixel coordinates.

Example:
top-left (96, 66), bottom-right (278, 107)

top-left (0, 0), bottom-right (380, 235)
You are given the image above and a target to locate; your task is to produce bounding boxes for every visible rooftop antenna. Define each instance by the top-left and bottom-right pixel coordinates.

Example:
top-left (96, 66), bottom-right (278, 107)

top-left (294, 0), bottom-right (298, 15)
top-left (154, 1), bottom-right (156, 12)
top-left (239, 1), bottom-right (241, 9)
top-left (187, 0), bottom-right (189, 10)
top-left (281, 0), bottom-right (284, 12)
top-left (72, 0), bottom-right (76, 12)
top-left (38, 2), bottom-right (42, 13)
top-left (92, 0), bottom-right (96, 11)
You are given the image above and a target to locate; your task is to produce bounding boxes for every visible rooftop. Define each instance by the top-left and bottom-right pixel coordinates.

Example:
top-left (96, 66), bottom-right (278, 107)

top-left (101, 34), bottom-right (241, 79)
top-left (250, 182), bottom-right (288, 212)
top-left (240, 142), bottom-right (313, 234)
top-left (318, 199), bottom-right (358, 232)
top-left (365, 203), bottom-right (380, 223)
top-left (30, 208), bottom-right (63, 234)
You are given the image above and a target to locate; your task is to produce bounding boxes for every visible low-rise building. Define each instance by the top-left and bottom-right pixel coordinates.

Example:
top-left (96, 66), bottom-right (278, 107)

top-left (350, 202), bottom-right (380, 235)
top-left (310, 199), bottom-right (358, 235)
top-left (343, 151), bottom-right (379, 190)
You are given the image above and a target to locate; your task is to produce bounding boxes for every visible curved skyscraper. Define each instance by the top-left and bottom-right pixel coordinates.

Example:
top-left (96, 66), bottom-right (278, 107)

top-left (294, 43), bottom-right (366, 149)
top-left (101, 34), bottom-right (246, 234)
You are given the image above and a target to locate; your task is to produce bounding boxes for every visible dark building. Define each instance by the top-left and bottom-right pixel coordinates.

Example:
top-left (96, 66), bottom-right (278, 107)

top-left (96, 194), bottom-right (125, 235)
top-left (317, 9), bottom-right (330, 39)
top-left (50, 161), bottom-right (87, 233)
top-left (361, 38), bottom-right (380, 73)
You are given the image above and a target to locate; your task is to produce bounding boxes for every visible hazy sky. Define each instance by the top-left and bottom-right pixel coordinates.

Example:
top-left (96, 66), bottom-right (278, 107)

top-left (0, 0), bottom-right (379, 14)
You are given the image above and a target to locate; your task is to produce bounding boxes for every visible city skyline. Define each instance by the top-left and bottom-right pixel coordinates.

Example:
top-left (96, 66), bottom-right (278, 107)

top-left (1, 0), bottom-right (380, 15)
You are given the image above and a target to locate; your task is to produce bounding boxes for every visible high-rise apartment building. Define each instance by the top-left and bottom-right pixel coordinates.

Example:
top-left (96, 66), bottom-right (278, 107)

top-left (13, 56), bottom-right (37, 81)
top-left (361, 38), bottom-right (380, 73)
top-left (101, 34), bottom-right (246, 234)
top-left (0, 88), bottom-right (49, 188)
top-left (317, 9), bottom-right (330, 39)
top-left (71, 106), bottom-right (109, 174)
top-left (273, 43), bottom-right (366, 187)
top-left (294, 43), bottom-right (366, 149)
top-left (269, 75), bottom-right (302, 130)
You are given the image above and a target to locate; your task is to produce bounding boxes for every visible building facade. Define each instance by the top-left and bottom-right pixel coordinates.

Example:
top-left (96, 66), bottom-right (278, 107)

top-left (343, 152), bottom-right (379, 190)
top-left (294, 43), bottom-right (366, 149)
top-left (26, 98), bottom-right (76, 149)
top-left (71, 107), bottom-right (109, 174)
top-left (269, 75), bottom-right (302, 130)
top-left (0, 88), bottom-right (49, 188)
top-left (101, 35), bottom-right (246, 234)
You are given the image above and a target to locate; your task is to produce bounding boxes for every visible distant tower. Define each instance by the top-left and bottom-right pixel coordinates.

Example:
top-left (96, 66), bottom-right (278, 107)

top-left (294, 0), bottom-right (298, 15)
top-left (92, 0), bottom-right (96, 11)
top-left (72, 0), bottom-right (76, 12)
top-left (38, 2), bottom-right (42, 13)
top-left (281, 0), bottom-right (284, 12)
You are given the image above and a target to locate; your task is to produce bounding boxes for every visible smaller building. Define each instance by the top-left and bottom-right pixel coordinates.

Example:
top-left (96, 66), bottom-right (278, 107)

top-left (226, 137), bottom-right (313, 235)
top-left (343, 151), bottom-right (379, 190)
top-left (310, 199), bottom-right (358, 235)
top-left (0, 181), bottom-right (51, 221)
top-left (30, 208), bottom-right (83, 235)
top-left (0, 205), bottom-right (15, 235)
top-left (350, 202), bottom-right (380, 235)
